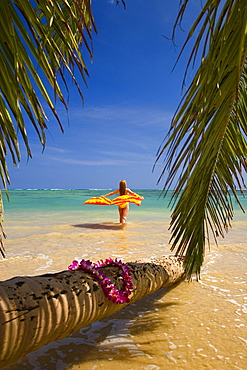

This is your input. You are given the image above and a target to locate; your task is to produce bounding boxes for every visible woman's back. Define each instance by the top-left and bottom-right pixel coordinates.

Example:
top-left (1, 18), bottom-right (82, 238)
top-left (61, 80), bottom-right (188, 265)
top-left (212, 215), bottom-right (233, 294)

top-left (119, 180), bottom-right (127, 195)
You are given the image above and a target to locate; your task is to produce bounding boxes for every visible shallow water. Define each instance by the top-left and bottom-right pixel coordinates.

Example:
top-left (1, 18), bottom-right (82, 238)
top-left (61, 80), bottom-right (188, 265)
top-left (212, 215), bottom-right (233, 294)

top-left (1, 190), bottom-right (247, 370)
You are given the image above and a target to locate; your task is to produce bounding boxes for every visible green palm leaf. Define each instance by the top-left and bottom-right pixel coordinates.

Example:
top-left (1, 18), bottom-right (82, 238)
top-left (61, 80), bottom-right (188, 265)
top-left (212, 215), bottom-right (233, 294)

top-left (0, 0), bottom-right (96, 187)
top-left (157, 0), bottom-right (247, 276)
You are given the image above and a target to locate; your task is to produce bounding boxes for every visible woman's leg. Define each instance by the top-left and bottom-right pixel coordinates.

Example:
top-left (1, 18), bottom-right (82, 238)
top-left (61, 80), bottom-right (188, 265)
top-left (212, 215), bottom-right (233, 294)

top-left (118, 206), bottom-right (123, 223)
top-left (118, 205), bottom-right (128, 224)
top-left (121, 204), bottom-right (129, 224)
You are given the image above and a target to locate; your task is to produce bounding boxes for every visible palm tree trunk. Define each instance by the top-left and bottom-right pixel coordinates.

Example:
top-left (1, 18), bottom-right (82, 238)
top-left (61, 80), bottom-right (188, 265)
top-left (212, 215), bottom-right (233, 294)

top-left (0, 256), bottom-right (185, 368)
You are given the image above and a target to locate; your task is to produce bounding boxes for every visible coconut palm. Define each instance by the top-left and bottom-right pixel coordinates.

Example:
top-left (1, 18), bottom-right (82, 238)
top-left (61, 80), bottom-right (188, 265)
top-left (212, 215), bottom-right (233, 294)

top-left (0, 256), bottom-right (185, 367)
top-left (156, 0), bottom-right (247, 277)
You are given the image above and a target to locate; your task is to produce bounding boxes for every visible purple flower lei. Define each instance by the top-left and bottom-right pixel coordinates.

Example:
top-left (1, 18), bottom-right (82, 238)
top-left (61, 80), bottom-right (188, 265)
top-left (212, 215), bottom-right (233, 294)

top-left (68, 258), bottom-right (133, 304)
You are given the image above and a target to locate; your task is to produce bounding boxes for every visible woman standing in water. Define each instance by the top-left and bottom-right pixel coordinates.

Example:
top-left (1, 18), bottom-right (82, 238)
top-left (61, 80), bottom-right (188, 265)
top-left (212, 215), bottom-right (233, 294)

top-left (103, 180), bottom-right (137, 225)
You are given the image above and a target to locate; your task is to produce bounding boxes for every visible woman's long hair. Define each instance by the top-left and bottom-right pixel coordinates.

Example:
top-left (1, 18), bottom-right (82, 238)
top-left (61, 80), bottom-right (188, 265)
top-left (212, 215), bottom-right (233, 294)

top-left (119, 180), bottom-right (127, 195)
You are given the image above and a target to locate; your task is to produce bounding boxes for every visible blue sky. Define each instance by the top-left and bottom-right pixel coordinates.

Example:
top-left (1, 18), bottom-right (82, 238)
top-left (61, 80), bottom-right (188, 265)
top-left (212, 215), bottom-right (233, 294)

top-left (8, 0), bottom-right (201, 190)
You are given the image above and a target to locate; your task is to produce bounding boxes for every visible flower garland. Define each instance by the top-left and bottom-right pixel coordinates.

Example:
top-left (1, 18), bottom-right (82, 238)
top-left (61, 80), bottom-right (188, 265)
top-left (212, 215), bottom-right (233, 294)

top-left (68, 258), bottom-right (133, 304)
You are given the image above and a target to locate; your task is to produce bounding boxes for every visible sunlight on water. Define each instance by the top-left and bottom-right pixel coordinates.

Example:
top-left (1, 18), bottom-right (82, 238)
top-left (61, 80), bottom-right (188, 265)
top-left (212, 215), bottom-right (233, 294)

top-left (1, 190), bottom-right (247, 370)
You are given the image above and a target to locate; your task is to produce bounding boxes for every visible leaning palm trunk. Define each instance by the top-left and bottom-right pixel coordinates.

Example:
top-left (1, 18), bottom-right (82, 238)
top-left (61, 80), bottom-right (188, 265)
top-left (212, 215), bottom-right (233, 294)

top-left (0, 256), bottom-right (185, 368)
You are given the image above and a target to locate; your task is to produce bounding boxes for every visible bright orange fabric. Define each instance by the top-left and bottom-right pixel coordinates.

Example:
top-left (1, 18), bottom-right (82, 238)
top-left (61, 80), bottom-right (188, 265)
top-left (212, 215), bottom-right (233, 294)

top-left (84, 193), bottom-right (144, 207)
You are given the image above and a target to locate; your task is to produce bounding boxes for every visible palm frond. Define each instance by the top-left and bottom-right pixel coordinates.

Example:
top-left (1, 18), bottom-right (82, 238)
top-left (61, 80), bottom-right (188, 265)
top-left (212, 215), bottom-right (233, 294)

top-left (0, 0), bottom-right (97, 188)
top-left (157, 0), bottom-right (247, 276)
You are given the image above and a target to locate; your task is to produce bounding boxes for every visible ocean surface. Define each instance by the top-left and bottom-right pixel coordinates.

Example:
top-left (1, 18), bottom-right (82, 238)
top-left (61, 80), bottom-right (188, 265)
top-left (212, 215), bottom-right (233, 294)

top-left (1, 189), bottom-right (247, 370)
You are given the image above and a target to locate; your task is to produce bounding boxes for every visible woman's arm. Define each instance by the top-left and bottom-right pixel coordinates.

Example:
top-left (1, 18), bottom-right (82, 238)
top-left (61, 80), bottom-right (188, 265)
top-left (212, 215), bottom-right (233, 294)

top-left (102, 189), bottom-right (119, 197)
top-left (126, 188), bottom-right (136, 195)
top-left (127, 189), bottom-right (144, 199)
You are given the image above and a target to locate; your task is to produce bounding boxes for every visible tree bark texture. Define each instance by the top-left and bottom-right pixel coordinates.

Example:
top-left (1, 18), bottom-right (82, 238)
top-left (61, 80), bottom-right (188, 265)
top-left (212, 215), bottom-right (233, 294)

top-left (0, 256), bottom-right (185, 368)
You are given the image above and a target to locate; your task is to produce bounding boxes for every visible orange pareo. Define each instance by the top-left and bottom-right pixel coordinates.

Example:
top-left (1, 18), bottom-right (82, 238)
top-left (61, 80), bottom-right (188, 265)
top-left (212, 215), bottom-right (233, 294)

top-left (84, 193), bottom-right (144, 207)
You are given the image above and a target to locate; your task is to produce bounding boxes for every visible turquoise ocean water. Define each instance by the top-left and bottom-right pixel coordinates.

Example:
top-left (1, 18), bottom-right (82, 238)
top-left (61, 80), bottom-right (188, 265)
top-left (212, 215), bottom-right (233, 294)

top-left (1, 189), bottom-right (247, 370)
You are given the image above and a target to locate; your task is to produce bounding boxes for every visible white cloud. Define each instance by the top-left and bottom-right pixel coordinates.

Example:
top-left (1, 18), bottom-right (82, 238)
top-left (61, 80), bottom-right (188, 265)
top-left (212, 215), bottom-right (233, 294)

top-left (48, 154), bottom-right (153, 166)
top-left (45, 146), bottom-right (69, 154)
top-left (99, 150), bottom-right (152, 160)
top-left (69, 104), bottom-right (172, 128)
